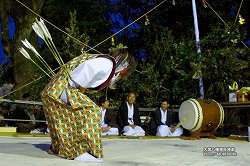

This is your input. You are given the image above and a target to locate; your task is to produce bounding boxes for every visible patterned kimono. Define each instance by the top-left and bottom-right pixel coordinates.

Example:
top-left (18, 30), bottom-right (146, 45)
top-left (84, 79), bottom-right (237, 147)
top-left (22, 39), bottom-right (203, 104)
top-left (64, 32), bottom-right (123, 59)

top-left (41, 55), bottom-right (113, 159)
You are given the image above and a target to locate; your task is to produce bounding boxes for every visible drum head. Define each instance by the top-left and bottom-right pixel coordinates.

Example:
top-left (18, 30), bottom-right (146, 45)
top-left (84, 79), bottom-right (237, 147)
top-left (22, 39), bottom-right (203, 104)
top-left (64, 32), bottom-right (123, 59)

top-left (179, 99), bottom-right (203, 132)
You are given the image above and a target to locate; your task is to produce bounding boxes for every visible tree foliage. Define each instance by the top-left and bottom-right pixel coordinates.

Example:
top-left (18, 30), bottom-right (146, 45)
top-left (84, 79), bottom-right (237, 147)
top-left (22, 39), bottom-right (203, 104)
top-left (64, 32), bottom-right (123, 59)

top-left (0, 0), bottom-right (249, 106)
top-left (0, 0), bottom-right (46, 99)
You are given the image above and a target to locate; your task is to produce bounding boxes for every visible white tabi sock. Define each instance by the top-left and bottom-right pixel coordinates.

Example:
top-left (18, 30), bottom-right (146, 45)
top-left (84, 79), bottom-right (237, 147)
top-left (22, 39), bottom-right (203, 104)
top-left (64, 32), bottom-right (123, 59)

top-left (74, 152), bottom-right (103, 163)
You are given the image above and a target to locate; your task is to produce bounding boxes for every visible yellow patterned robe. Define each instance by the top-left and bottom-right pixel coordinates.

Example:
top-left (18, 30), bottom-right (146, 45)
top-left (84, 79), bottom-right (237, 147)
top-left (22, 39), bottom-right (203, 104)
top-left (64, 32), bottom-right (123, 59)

top-left (41, 55), bottom-right (112, 159)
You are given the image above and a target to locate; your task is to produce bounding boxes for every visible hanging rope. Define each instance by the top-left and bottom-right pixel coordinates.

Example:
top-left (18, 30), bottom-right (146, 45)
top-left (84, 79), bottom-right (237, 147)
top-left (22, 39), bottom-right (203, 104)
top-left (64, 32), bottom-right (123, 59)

top-left (15, 0), bottom-right (168, 56)
top-left (16, 0), bottom-right (168, 54)
top-left (230, 0), bottom-right (244, 48)
top-left (0, 66), bottom-right (60, 99)
top-left (5, 0), bottom-right (168, 100)
top-left (1, 118), bottom-right (46, 123)
top-left (10, 0), bottom-right (249, 102)
top-left (232, 0), bottom-right (244, 27)
top-left (0, 76), bottom-right (43, 99)
top-left (15, 0), bottom-right (102, 54)
top-left (86, 0), bottom-right (167, 52)
top-left (203, 1), bottom-right (229, 28)
top-left (203, 0), bottom-right (249, 49)
top-left (0, 98), bottom-right (42, 105)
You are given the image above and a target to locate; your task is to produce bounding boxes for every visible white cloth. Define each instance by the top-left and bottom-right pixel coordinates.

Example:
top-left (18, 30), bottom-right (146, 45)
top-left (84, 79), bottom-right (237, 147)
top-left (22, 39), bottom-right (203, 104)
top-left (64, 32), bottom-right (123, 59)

top-left (156, 125), bottom-right (183, 137)
top-left (123, 126), bottom-right (145, 136)
top-left (60, 57), bottom-right (113, 103)
top-left (127, 102), bottom-right (134, 125)
top-left (157, 108), bottom-right (183, 137)
top-left (74, 152), bottom-right (103, 163)
top-left (70, 57), bottom-right (113, 88)
top-left (100, 107), bottom-right (119, 136)
top-left (123, 102), bottom-right (145, 136)
top-left (160, 108), bottom-right (167, 124)
top-left (102, 127), bottom-right (119, 136)
top-left (100, 107), bottom-right (107, 127)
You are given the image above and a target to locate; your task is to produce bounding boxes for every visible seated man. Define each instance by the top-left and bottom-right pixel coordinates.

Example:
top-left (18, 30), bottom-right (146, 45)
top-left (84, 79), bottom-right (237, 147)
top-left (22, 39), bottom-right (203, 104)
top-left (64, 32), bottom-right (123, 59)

top-left (99, 97), bottom-right (119, 136)
top-left (150, 99), bottom-right (183, 137)
top-left (117, 92), bottom-right (145, 136)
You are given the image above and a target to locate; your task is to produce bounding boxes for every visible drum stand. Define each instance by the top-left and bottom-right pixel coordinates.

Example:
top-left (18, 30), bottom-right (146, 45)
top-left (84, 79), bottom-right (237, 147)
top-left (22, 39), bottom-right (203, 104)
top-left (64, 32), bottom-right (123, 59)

top-left (182, 129), bottom-right (217, 140)
top-left (192, 129), bottom-right (217, 139)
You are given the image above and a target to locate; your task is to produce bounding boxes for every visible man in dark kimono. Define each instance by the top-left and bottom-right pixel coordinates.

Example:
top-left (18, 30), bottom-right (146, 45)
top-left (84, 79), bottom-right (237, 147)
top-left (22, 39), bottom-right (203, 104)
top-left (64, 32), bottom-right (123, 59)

top-left (117, 92), bottom-right (145, 136)
top-left (150, 99), bottom-right (183, 137)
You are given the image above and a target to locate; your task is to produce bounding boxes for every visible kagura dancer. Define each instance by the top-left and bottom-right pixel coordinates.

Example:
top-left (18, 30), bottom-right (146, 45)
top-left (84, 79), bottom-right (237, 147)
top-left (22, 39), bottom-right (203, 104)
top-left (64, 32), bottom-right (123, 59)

top-left (41, 48), bottom-right (135, 162)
